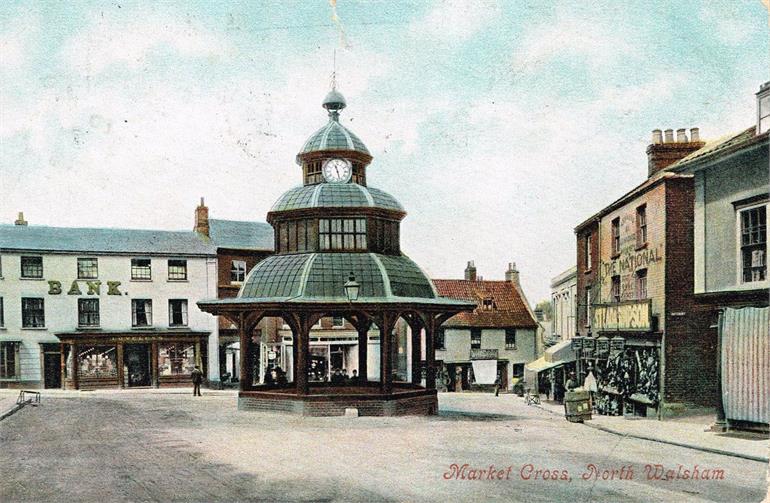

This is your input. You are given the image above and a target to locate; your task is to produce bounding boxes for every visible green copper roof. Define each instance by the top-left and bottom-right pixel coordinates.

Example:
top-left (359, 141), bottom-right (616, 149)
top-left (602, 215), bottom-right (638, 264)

top-left (238, 252), bottom-right (437, 301)
top-left (270, 183), bottom-right (404, 213)
top-left (298, 119), bottom-right (370, 159)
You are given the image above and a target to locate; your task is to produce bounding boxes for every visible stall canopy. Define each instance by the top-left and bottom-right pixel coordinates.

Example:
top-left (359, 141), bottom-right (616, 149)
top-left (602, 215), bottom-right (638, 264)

top-left (525, 339), bottom-right (576, 373)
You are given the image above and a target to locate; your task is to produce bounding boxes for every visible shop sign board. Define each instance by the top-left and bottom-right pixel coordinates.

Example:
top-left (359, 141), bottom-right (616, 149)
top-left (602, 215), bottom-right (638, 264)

top-left (582, 338), bottom-right (595, 357)
top-left (592, 300), bottom-right (651, 332)
top-left (596, 336), bottom-right (610, 356)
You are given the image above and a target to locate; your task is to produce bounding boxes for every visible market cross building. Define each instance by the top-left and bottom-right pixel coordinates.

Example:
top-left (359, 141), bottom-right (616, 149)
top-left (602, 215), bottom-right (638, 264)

top-left (197, 88), bottom-right (475, 416)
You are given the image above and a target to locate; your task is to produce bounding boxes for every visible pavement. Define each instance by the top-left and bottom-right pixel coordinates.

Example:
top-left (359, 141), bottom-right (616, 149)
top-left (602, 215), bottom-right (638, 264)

top-left (531, 396), bottom-right (770, 463)
top-left (1, 388), bottom-right (768, 502)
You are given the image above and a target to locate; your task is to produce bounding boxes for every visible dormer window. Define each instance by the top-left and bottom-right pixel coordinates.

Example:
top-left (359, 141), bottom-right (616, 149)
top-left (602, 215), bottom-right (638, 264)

top-left (481, 297), bottom-right (496, 311)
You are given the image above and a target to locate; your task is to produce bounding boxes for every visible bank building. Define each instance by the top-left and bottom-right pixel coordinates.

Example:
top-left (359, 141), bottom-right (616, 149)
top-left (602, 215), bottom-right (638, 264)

top-left (0, 211), bottom-right (272, 390)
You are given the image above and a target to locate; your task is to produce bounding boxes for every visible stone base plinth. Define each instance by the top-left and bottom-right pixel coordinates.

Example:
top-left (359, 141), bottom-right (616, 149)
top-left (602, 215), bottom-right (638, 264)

top-left (237, 384), bottom-right (438, 417)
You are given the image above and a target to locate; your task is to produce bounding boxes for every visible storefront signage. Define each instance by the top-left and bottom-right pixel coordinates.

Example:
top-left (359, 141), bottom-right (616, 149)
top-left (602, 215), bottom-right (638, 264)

top-left (48, 280), bottom-right (122, 296)
top-left (571, 337), bottom-right (584, 351)
top-left (610, 336), bottom-right (626, 354)
top-left (596, 336), bottom-right (610, 356)
top-left (600, 245), bottom-right (662, 278)
top-left (470, 348), bottom-right (498, 360)
top-left (592, 301), bottom-right (651, 332)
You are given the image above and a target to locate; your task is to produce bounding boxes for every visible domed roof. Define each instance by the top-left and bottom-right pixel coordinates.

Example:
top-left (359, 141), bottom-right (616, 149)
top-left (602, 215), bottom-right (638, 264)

top-left (298, 119), bottom-right (370, 159)
top-left (239, 252), bottom-right (438, 301)
top-left (270, 183), bottom-right (404, 213)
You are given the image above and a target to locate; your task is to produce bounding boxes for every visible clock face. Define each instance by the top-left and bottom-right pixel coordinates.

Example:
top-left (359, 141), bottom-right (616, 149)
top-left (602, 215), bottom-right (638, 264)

top-left (322, 158), bottom-right (352, 183)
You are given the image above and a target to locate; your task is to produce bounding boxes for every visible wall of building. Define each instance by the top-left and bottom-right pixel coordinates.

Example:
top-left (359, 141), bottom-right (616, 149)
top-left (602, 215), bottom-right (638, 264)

top-left (597, 182), bottom-right (667, 329)
top-left (551, 269), bottom-right (577, 341)
top-left (576, 223), bottom-right (599, 337)
top-left (695, 147), bottom-right (769, 293)
top-left (0, 252), bottom-right (218, 386)
top-left (435, 328), bottom-right (536, 364)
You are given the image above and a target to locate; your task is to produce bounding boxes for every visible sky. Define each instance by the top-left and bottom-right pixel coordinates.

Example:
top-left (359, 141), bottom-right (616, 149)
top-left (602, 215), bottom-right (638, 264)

top-left (1, 0), bottom-right (768, 305)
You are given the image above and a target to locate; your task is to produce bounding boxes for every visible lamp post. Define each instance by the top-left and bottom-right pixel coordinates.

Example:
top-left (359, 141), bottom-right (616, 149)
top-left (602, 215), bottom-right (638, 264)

top-left (344, 272), bottom-right (360, 302)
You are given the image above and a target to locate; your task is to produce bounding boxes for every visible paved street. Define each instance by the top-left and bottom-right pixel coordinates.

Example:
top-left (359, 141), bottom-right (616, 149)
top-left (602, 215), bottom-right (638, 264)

top-left (0, 391), bottom-right (767, 503)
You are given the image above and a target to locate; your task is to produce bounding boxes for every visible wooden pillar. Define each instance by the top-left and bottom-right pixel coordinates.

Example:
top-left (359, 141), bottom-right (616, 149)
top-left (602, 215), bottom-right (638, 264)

top-left (295, 322), bottom-right (309, 395)
top-left (71, 343), bottom-right (79, 390)
top-left (379, 313), bottom-right (397, 394)
top-left (425, 317), bottom-right (436, 391)
top-left (238, 313), bottom-right (249, 392)
top-left (357, 326), bottom-right (369, 384)
top-left (150, 341), bottom-right (159, 388)
top-left (116, 343), bottom-right (125, 388)
top-left (60, 343), bottom-right (66, 390)
top-left (410, 322), bottom-right (422, 385)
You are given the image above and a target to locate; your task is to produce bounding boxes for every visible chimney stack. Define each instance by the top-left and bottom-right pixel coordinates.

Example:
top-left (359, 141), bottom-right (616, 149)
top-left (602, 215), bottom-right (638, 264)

top-left (464, 261), bottom-right (477, 281)
top-left (194, 197), bottom-right (209, 237)
top-left (505, 262), bottom-right (519, 284)
top-left (651, 129), bottom-right (663, 144)
top-left (14, 212), bottom-right (28, 226)
top-left (646, 127), bottom-right (705, 177)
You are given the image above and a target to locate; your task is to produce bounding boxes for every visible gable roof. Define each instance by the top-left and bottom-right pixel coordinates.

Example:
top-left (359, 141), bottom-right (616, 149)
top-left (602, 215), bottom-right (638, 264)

top-left (667, 127), bottom-right (768, 172)
top-left (432, 279), bottom-right (538, 328)
top-left (0, 224), bottom-right (216, 256)
top-left (209, 219), bottom-right (274, 251)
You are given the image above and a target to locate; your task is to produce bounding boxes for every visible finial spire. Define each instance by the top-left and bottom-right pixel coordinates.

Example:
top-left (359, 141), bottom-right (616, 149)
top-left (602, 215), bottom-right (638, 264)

top-left (323, 50), bottom-right (346, 121)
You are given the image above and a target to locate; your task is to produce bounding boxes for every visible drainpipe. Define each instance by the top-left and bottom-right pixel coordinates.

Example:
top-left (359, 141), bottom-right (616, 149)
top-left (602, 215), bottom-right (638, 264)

top-left (714, 309), bottom-right (727, 430)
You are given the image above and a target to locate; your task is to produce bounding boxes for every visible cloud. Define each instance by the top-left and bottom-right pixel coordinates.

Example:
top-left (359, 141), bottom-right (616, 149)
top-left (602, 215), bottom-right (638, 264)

top-left (410, 0), bottom-right (501, 41)
top-left (511, 10), bottom-right (638, 76)
top-left (59, 12), bottom-right (233, 74)
top-left (699, 4), bottom-right (760, 46)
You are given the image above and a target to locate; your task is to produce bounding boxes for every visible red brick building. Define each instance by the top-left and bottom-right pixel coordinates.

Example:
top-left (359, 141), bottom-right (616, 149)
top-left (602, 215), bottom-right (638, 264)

top-left (574, 128), bottom-right (712, 418)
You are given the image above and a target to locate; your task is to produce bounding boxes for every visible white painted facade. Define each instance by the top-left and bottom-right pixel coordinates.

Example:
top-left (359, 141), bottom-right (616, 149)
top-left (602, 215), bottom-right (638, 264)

top-left (550, 266), bottom-right (577, 342)
top-left (0, 252), bottom-right (219, 387)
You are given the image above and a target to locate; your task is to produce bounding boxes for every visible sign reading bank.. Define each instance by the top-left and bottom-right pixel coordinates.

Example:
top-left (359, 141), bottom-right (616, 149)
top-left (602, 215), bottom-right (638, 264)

top-left (592, 301), bottom-right (651, 332)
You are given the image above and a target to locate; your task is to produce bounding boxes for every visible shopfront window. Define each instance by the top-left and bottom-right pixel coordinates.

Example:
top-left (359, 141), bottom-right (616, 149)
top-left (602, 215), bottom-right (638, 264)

top-left (78, 346), bottom-right (117, 378)
top-left (158, 343), bottom-right (196, 376)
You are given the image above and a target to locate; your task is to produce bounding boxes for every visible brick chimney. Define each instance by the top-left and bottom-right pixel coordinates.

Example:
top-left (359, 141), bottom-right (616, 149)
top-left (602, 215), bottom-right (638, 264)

top-left (194, 197), bottom-right (209, 237)
top-left (646, 127), bottom-right (705, 177)
top-left (14, 212), bottom-right (28, 226)
top-left (505, 262), bottom-right (519, 285)
top-left (464, 260), bottom-right (477, 281)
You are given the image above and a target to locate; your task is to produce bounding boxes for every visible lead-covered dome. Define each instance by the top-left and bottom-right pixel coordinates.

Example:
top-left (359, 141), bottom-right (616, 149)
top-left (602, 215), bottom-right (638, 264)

top-left (270, 183), bottom-right (404, 213)
top-left (298, 120), bottom-right (370, 158)
top-left (239, 252), bottom-right (437, 301)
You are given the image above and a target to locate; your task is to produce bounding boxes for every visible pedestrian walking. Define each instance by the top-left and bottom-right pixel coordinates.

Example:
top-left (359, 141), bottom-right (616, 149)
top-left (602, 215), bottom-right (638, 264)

top-left (191, 365), bottom-right (204, 396)
top-left (494, 374), bottom-right (501, 397)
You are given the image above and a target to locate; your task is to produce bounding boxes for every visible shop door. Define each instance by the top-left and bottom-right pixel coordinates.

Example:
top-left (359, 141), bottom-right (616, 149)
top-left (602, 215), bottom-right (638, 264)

top-left (330, 346), bottom-right (344, 371)
top-left (43, 352), bottom-right (61, 389)
top-left (125, 344), bottom-right (151, 387)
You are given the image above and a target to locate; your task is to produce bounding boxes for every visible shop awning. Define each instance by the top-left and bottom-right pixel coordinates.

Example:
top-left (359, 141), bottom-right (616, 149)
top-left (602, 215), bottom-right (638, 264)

top-left (525, 357), bottom-right (563, 373)
top-left (544, 339), bottom-right (576, 363)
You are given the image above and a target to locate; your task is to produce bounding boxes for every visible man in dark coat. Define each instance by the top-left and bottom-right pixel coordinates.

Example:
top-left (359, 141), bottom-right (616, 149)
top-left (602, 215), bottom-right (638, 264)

top-left (191, 365), bottom-right (204, 396)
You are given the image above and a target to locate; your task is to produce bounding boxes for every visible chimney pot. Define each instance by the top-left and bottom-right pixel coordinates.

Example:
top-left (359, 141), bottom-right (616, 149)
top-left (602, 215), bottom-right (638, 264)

top-left (651, 129), bottom-right (663, 144)
top-left (690, 128), bottom-right (700, 142)
top-left (194, 197), bottom-right (209, 237)
top-left (676, 128), bottom-right (688, 142)
top-left (464, 260), bottom-right (477, 281)
top-left (505, 262), bottom-right (520, 284)
top-left (664, 129), bottom-right (674, 143)
top-left (14, 212), bottom-right (28, 226)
